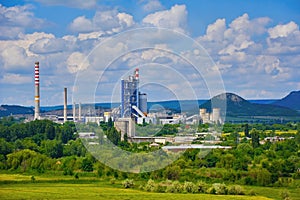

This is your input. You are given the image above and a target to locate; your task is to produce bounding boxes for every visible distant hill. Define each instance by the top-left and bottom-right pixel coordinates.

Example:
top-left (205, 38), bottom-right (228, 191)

top-left (1, 92), bottom-right (299, 118)
top-left (272, 91), bottom-right (300, 111)
top-left (0, 105), bottom-right (33, 117)
top-left (200, 93), bottom-right (299, 117)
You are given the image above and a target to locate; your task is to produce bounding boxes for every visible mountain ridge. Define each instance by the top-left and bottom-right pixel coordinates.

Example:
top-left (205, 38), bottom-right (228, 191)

top-left (200, 93), bottom-right (299, 117)
top-left (272, 90), bottom-right (300, 111)
top-left (1, 92), bottom-right (299, 118)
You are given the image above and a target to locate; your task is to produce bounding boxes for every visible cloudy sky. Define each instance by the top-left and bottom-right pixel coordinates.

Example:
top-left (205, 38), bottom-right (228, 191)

top-left (0, 0), bottom-right (300, 106)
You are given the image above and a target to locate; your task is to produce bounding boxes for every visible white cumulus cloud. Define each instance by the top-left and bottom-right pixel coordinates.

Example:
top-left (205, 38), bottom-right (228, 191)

top-left (67, 52), bottom-right (89, 73)
top-left (142, 4), bottom-right (188, 33)
top-left (268, 21), bottom-right (298, 39)
top-left (0, 4), bottom-right (46, 39)
top-left (69, 9), bottom-right (135, 34)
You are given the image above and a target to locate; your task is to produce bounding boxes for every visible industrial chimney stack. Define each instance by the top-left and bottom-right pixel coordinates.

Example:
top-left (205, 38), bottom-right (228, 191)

top-left (34, 62), bottom-right (40, 120)
top-left (64, 88), bottom-right (67, 122)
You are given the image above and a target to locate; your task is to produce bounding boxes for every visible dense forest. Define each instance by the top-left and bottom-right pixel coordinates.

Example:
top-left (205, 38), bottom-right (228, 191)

top-left (0, 117), bottom-right (300, 195)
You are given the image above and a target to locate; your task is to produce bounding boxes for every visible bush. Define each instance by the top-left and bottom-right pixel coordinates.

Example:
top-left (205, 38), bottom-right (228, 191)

top-left (74, 172), bottom-right (79, 179)
top-left (183, 181), bottom-right (198, 193)
top-left (280, 190), bottom-right (291, 200)
top-left (228, 185), bottom-right (245, 195)
top-left (208, 183), bottom-right (228, 195)
top-left (144, 179), bottom-right (156, 192)
top-left (248, 189), bottom-right (256, 196)
top-left (197, 181), bottom-right (209, 193)
top-left (63, 168), bottom-right (74, 176)
top-left (154, 183), bottom-right (166, 193)
top-left (110, 178), bottom-right (116, 184)
top-left (275, 178), bottom-right (294, 187)
top-left (292, 171), bottom-right (300, 179)
top-left (206, 186), bottom-right (216, 194)
top-left (165, 181), bottom-right (182, 193)
top-left (122, 179), bottom-right (134, 189)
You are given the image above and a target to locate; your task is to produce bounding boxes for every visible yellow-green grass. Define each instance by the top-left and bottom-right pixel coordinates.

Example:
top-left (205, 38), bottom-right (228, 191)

top-left (0, 174), bottom-right (272, 200)
top-left (244, 185), bottom-right (300, 200)
top-left (0, 182), bottom-right (271, 200)
top-left (1, 174), bottom-right (299, 200)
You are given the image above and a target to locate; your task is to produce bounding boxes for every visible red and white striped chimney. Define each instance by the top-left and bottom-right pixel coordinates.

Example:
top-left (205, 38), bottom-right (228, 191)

top-left (135, 68), bottom-right (139, 80)
top-left (34, 62), bottom-right (40, 120)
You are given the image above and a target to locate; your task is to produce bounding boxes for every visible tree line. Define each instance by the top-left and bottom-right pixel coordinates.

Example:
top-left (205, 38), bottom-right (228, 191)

top-left (0, 117), bottom-right (299, 190)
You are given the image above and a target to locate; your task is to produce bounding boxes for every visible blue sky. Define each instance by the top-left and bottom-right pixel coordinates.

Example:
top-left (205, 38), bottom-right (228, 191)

top-left (0, 0), bottom-right (300, 106)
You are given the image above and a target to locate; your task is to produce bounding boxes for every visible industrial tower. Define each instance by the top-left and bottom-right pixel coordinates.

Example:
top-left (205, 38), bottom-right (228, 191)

top-left (120, 69), bottom-right (147, 119)
top-left (34, 62), bottom-right (40, 120)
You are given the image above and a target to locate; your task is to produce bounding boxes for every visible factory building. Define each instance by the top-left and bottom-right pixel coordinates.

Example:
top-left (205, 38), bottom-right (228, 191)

top-left (199, 108), bottom-right (222, 124)
top-left (138, 92), bottom-right (147, 115)
top-left (121, 68), bottom-right (139, 118)
top-left (114, 118), bottom-right (135, 140)
top-left (116, 68), bottom-right (150, 138)
top-left (120, 68), bottom-right (148, 122)
top-left (212, 108), bottom-right (221, 123)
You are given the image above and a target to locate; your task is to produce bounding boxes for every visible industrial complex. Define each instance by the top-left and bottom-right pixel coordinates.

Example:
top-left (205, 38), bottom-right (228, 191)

top-left (32, 62), bottom-right (223, 145)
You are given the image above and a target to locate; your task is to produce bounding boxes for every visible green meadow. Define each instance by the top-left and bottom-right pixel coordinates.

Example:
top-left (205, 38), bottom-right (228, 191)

top-left (0, 174), bottom-right (299, 200)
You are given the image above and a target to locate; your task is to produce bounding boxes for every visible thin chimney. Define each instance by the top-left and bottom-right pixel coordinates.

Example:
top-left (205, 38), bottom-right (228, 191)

top-left (64, 88), bottom-right (67, 122)
top-left (34, 62), bottom-right (40, 120)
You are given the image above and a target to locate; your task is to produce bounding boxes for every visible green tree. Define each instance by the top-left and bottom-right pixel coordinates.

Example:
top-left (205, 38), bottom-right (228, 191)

top-left (124, 132), bottom-right (128, 143)
top-left (251, 129), bottom-right (260, 148)
top-left (45, 123), bottom-right (56, 140)
top-left (63, 139), bottom-right (86, 157)
top-left (41, 140), bottom-right (63, 158)
top-left (6, 149), bottom-right (52, 172)
top-left (107, 127), bottom-right (121, 145)
top-left (81, 157), bottom-right (94, 172)
top-left (216, 153), bottom-right (236, 169)
top-left (164, 165), bottom-right (181, 180)
top-left (244, 123), bottom-right (249, 137)
top-left (107, 117), bottom-right (113, 129)
top-left (0, 138), bottom-right (13, 155)
top-left (59, 123), bottom-right (75, 144)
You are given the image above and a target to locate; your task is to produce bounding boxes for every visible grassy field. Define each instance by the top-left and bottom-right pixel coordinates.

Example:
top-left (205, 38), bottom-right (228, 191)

top-left (0, 174), bottom-right (299, 200)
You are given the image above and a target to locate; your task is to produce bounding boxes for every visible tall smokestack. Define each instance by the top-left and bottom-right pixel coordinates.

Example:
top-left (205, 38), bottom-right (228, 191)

top-left (73, 102), bottom-right (76, 122)
top-left (135, 68), bottom-right (139, 80)
top-left (78, 102), bottom-right (81, 121)
top-left (34, 62), bottom-right (40, 120)
top-left (64, 88), bottom-right (67, 122)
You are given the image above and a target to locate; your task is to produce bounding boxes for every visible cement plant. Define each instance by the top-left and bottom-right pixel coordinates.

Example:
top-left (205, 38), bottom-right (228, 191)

top-left (30, 61), bottom-right (225, 150)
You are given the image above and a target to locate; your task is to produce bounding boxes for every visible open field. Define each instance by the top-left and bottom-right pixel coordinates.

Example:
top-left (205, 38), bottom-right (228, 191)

top-left (0, 182), bottom-right (271, 200)
top-left (0, 174), bottom-right (299, 200)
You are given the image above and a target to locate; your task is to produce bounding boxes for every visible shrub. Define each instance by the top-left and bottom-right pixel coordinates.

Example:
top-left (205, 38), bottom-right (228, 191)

top-left (154, 183), bottom-right (166, 193)
top-left (183, 181), bottom-right (198, 193)
top-left (31, 176), bottom-right (35, 182)
top-left (144, 179), bottom-right (156, 192)
top-left (275, 178), bottom-right (294, 187)
top-left (197, 181), bottom-right (209, 193)
top-left (165, 181), bottom-right (182, 193)
top-left (248, 189), bottom-right (256, 196)
top-left (208, 183), bottom-right (228, 195)
top-left (292, 171), bottom-right (300, 179)
top-left (110, 178), bottom-right (116, 184)
top-left (228, 185), bottom-right (245, 195)
top-left (63, 168), bottom-right (74, 176)
top-left (74, 172), bottom-right (79, 179)
top-left (280, 190), bottom-right (291, 200)
top-left (122, 179), bottom-right (134, 189)
top-left (206, 186), bottom-right (216, 194)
